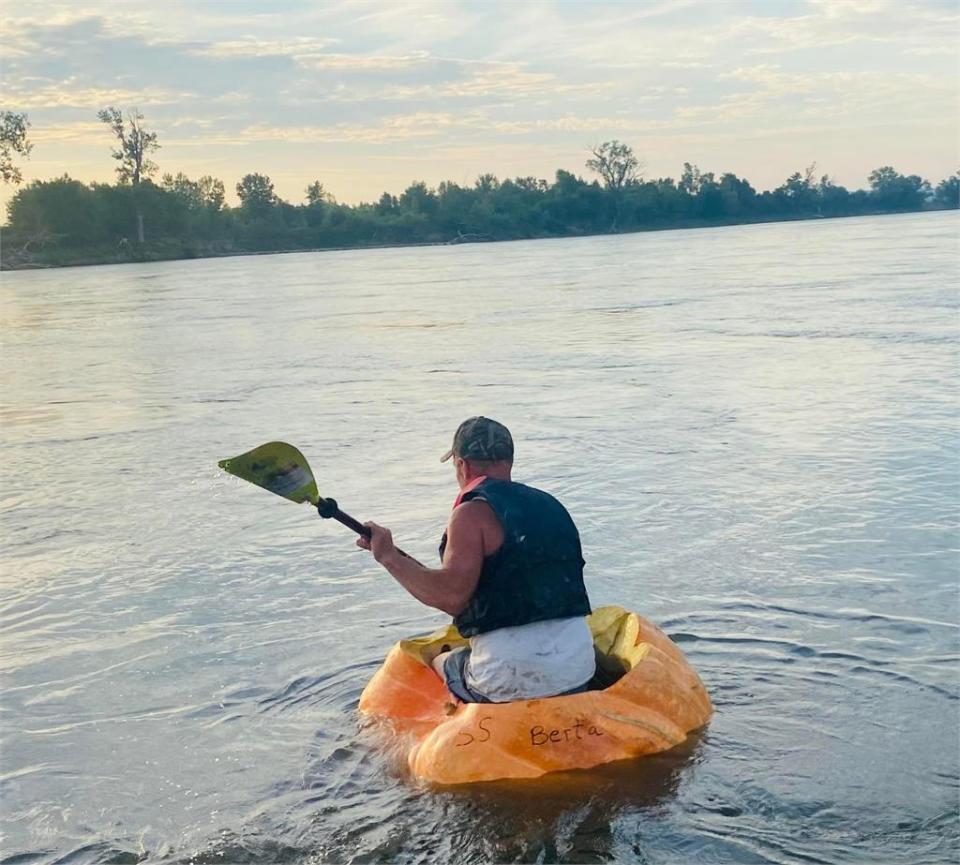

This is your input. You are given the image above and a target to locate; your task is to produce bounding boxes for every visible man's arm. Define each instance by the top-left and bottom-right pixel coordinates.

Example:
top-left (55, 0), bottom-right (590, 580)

top-left (358, 502), bottom-right (486, 616)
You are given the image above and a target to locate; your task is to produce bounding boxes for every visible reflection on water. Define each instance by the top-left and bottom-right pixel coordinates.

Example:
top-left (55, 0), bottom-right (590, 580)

top-left (1, 212), bottom-right (958, 864)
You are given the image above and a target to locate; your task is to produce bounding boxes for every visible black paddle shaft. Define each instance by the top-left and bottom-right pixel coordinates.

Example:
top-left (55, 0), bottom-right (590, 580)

top-left (317, 497), bottom-right (370, 537)
top-left (316, 497), bottom-right (412, 559)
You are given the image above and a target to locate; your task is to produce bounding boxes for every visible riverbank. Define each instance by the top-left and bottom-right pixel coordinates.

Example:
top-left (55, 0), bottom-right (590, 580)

top-left (1, 206), bottom-right (952, 271)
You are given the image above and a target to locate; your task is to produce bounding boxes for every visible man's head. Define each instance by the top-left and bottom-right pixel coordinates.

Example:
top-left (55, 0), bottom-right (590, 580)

top-left (441, 416), bottom-right (514, 486)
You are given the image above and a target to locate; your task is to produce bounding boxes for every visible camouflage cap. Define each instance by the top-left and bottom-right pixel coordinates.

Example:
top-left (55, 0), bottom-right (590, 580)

top-left (440, 416), bottom-right (514, 463)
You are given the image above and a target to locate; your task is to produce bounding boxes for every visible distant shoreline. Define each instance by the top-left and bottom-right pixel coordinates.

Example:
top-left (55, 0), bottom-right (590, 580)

top-left (1, 207), bottom-right (952, 272)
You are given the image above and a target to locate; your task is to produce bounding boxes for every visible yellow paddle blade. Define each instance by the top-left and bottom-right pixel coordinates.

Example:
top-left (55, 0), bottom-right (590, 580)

top-left (218, 441), bottom-right (319, 506)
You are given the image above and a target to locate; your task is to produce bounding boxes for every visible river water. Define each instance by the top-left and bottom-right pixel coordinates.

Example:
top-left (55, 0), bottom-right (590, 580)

top-left (2, 212), bottom-right (958, 864)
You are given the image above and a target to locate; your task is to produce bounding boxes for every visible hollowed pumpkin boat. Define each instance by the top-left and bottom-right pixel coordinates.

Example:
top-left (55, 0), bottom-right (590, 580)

top-left (359, 605), bottom-right (713, 785)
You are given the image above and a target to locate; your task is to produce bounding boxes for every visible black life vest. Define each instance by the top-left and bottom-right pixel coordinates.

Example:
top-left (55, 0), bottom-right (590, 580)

top-left (439, 478), bottom-right (591, 637)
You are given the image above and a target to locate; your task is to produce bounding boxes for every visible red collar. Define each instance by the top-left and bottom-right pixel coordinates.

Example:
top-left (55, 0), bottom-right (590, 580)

top-left (453, 475), bottom-right (487, 509)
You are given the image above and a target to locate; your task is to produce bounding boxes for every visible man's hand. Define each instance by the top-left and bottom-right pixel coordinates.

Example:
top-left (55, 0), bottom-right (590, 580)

top-left (357, 521), bottom-right (397, 564)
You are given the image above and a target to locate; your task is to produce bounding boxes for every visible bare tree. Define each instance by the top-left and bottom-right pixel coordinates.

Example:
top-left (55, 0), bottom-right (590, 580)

top-left (1, 111), bottom-right (32, 184)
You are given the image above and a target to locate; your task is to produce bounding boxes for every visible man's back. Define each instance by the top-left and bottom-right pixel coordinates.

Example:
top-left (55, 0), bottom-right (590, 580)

top-left (448, 478), bottom-right (595, 702)
top-left (450, 479), bottom-right (591, 635)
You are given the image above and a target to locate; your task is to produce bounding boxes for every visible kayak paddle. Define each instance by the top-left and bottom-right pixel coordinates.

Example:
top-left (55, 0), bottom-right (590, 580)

top-left (217, 441), bottom-right (375, 541)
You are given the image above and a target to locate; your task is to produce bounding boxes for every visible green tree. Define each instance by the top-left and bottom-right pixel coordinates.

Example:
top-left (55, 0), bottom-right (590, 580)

top-left (376, 191), bottom-right (398, 215)
top-left (717, 173), bottom-right (756, 217)
top-left (303, 180), bottom-right (333, 229)
top-left (868, 166), bottom-right (931, 211)
top-left (6, 175), bottom-right (99, 245)
top-left (97, 106), bottom-right (160, 242)
top-left (514, 177), bottom-right (547, 194)
top-left (305, 180), bottom-right (334, 206)
top-left (776, 163), bottom-right (820, 214)
top-left (236, 173), bottom-right (276, 216)
top-left (586, 141), bottom-right (640, 190)
top-left (543, 169), bottom-right (606, 233)
top-left (197, 176), bottom-right (226, 211)
top-left (399, 181), bottom-right (438, 216)
top-left (159, 172), bottom-right (226, 240)
top-left (649, 177), bottom-right (685, 220)
top-left (162, 172), bottom-right (205, 210)
top-left (817, 175), bottom-right (851, 217)
top-left (474, 173), bottom-right (500, 194)
top-left (1, 111), bottom-right (32, 184)
top-left (435, 181), bottom-right (475, 235)
top-left (97, 107), bottom-right (159, 186)
top-left (934, 171), bottom-right (959, 209)
top-left (93, 180), bottom-right (189, 245)
top-left (162, 172), bottom-right (224, 212)
top-left (678, 163), bottom-right (703, 196)
top-left (677, 164), bottom-right (720, 217)
top-left (694, 171), bottom-right (721, 218)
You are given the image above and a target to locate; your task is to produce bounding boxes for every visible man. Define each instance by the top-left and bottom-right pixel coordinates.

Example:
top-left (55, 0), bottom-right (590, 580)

top-left (357, 416), bottom-right (595, 703)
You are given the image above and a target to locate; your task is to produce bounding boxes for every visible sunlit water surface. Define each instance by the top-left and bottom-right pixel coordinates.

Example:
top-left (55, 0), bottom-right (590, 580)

top-left (2, 212), bottom-right (958, 864)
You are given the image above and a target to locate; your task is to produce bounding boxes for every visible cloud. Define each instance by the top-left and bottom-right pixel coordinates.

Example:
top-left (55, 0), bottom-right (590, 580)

top-left (808, 0), bottom-right (902, 17)
top-left (3, 84), bottom-right (191, 110)
top-left (438, 64), bottom-right (605, 99)
top-left (733, 0), bottom-right (959, 55)
top-left (684, 65), bottom-right (953, 126)
top-left (224, 110), bottom-right (697, 146)
top-left (901, 44), bottom-right (958, 57)
top-left (728, 15), bottom-right (890, 53)
top-left (487, 115), bottom-right (683, 135)
top-left (1, 5), bottom-right (163, 49)
top-left (383, 63), bottom-right (608, 101)
top-left (273, 59), bottom-right (611, 107)
top-left (27, 120), bottom-right (108, 143)
top-left (223, 112), bottom-right (463, 145)
top-left (202, 109), bottom-right (686, 147)
top-left (662, 61), bottom-right (713, 69)
top-left (343, 0), bottom-right (486, 48)
top-left (194, 36), bottom-right (339, 59)
top-left (297, 51), bottom-right (432, 70)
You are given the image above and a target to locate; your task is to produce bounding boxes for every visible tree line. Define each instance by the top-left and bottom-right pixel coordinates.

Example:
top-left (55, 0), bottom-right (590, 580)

top-left (1, 108), bottom-right (957, 269)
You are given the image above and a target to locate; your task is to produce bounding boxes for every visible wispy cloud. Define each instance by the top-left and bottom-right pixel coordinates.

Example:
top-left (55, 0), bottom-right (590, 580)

top-left (194, 37), bottom-right (340, 59)
top-left (714, 65), bottom-right (953, 122)
top-left (297, 51), bottom-right (431, 70)
top-left (229, 112), bottom-right (462, 144)
top-left (3, 84), bottom-right (191, 110)
top-left (27, 121), bottom-right (106, 144)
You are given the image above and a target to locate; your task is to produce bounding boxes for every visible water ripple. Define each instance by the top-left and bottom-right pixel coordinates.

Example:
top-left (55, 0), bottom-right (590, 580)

top-left (1, 212), bottom-right (957, 864)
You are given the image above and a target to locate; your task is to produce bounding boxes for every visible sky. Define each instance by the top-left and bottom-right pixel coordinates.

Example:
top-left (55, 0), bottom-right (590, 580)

top-left (2, 0), bottom-right (958, 208)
